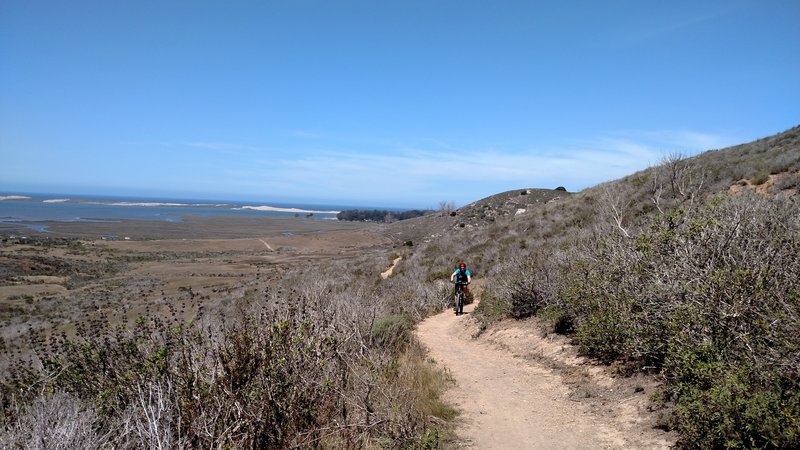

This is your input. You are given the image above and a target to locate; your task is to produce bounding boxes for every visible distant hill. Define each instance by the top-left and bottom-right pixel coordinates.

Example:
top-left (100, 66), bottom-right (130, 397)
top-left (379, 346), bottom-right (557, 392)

top-left (457, 187), bottom-right (568, 223)
top-left (391, 125), bottom-right (799, 245)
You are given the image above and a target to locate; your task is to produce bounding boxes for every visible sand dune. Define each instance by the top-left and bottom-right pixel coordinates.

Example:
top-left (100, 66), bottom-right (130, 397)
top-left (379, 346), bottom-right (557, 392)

top-left (236, 205), bottom-right (341, 214)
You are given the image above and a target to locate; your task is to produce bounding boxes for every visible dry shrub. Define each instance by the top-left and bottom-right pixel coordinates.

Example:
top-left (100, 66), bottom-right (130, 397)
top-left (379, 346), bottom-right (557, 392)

top-left (0, 393), bottom-right (108, 450)
top-left (556, 193), bottom-right (800, 447)
top-left (393, 341), bottom-right (457, 425)
top-left (1, 254), bottom-right (453, 449)
top-left (774, 172), bottom-right (800, 191)
top-left (371, 314), bottom-right (412, 349)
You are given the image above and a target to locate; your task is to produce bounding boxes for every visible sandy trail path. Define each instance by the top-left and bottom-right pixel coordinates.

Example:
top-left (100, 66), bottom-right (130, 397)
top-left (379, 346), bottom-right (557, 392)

top-left (381, 256), bottom-right (402, 279)
top-left (257, 238), bottom-right (275, 251)
top-left (416, 301), bottom-right (667, 449)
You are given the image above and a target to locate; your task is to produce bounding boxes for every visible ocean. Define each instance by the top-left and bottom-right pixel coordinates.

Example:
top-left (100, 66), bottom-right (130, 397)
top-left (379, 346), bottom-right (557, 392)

top-left (0, 193), bottom-right (360, 233)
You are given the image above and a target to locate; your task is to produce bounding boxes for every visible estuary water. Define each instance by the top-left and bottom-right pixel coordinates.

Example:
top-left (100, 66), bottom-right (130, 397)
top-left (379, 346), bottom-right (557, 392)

top-left (0, 193), bottom-right (353, 233)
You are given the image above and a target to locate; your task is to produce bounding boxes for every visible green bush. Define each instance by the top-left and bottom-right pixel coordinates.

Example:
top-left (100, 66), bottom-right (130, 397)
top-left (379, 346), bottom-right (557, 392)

top-left (751, 171), bottom-right (770, 185)
top-left (560, 265), bottom-right (638, 362)
top-left (668, 361), bottom-right (800, 449)
top-left (473, 290), bottom-right (509, 323)
top-left (538, 305), bottom-right (573, 334)
top-left (371, 314), bottom-right (411, 349)
top-left (497, 191), bottom-right (800, 446)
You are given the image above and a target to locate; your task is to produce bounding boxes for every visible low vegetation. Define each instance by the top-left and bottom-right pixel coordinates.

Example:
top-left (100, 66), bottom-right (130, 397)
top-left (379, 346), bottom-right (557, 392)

top-left (1, 245), bottom-right (455, 448)
top-left (337, 209), bottom-right (433, 222)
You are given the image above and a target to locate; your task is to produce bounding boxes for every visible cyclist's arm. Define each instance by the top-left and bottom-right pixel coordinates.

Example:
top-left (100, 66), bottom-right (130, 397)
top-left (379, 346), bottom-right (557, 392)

top-left (450, 271), bottom-right (456, 282)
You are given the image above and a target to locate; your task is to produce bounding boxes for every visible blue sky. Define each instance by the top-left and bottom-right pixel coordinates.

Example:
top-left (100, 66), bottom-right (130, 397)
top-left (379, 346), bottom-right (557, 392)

top-left (1, 0), bottom-right (798, 208)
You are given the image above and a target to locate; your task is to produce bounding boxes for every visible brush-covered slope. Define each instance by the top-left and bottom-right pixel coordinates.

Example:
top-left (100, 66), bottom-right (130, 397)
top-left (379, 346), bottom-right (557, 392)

top-left (394, 125), bottom-right (799, 448)
top-left (394, 125), bottom-right (799, 249)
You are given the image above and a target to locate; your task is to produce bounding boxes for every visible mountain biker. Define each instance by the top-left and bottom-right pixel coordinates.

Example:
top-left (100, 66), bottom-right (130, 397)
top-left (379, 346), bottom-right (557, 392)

top-left (450, 262), bottom-right (472, 313)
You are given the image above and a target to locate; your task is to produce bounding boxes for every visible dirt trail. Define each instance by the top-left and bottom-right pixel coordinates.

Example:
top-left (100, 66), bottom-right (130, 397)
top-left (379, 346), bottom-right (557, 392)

top-left (416, 300), bottom-right (672, 449)
top-left (381, 256), bottom-right (402, 279)
top-left (257, 238), bottom-right (275, 251)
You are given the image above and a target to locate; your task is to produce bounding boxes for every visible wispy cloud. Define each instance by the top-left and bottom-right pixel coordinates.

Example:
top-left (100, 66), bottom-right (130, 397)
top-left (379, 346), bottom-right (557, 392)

top-left (182, 141), bottom-right (260, 152)
top-left (122, 140), bottom-right (261, 153)
top-left (289, 130), bottom-right (322, 139)
top-left (219, 147), bottom-right (606, 203)
top-left (609, 129), bottom-right (736, 152)
top-left (616, 5), bottom-right (746, 47)
top-left (193, 128), bottom-right (737, 205)
top-left (121, 140), bottom-right (173, 147)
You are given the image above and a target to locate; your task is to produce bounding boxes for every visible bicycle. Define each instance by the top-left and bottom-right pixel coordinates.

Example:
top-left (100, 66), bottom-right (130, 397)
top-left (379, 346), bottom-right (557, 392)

top-left (451, 281), bottom-right (469, 315)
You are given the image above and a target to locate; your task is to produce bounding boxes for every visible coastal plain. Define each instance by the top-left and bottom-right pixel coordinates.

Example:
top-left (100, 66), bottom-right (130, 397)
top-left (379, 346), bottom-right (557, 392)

top-left (0, 215), bottom-right (387, 371)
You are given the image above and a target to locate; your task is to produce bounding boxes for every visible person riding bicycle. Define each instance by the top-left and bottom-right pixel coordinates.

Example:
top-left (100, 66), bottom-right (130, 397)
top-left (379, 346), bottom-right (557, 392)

top-left (450, 262), bottom-right (472, 314)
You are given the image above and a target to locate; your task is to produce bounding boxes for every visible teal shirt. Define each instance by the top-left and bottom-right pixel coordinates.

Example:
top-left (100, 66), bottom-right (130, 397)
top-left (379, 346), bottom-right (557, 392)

top-left (452, 268), bottom-right (471, 282)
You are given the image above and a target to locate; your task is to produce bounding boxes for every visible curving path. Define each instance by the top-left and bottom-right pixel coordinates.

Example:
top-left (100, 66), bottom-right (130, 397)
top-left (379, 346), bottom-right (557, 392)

top-left (381, 256), bottom-right (402, 279)
top-left (416, 301), bottom-right (670, 449)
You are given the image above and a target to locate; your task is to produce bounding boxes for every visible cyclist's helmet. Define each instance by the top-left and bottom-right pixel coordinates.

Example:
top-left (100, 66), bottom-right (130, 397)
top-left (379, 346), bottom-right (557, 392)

top-left (458, 262), bottom-right (466, 269)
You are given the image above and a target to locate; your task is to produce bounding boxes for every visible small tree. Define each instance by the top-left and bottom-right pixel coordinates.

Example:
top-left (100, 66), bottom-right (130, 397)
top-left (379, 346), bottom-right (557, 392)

top-left (438, 200), bottom-right (455, 216)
